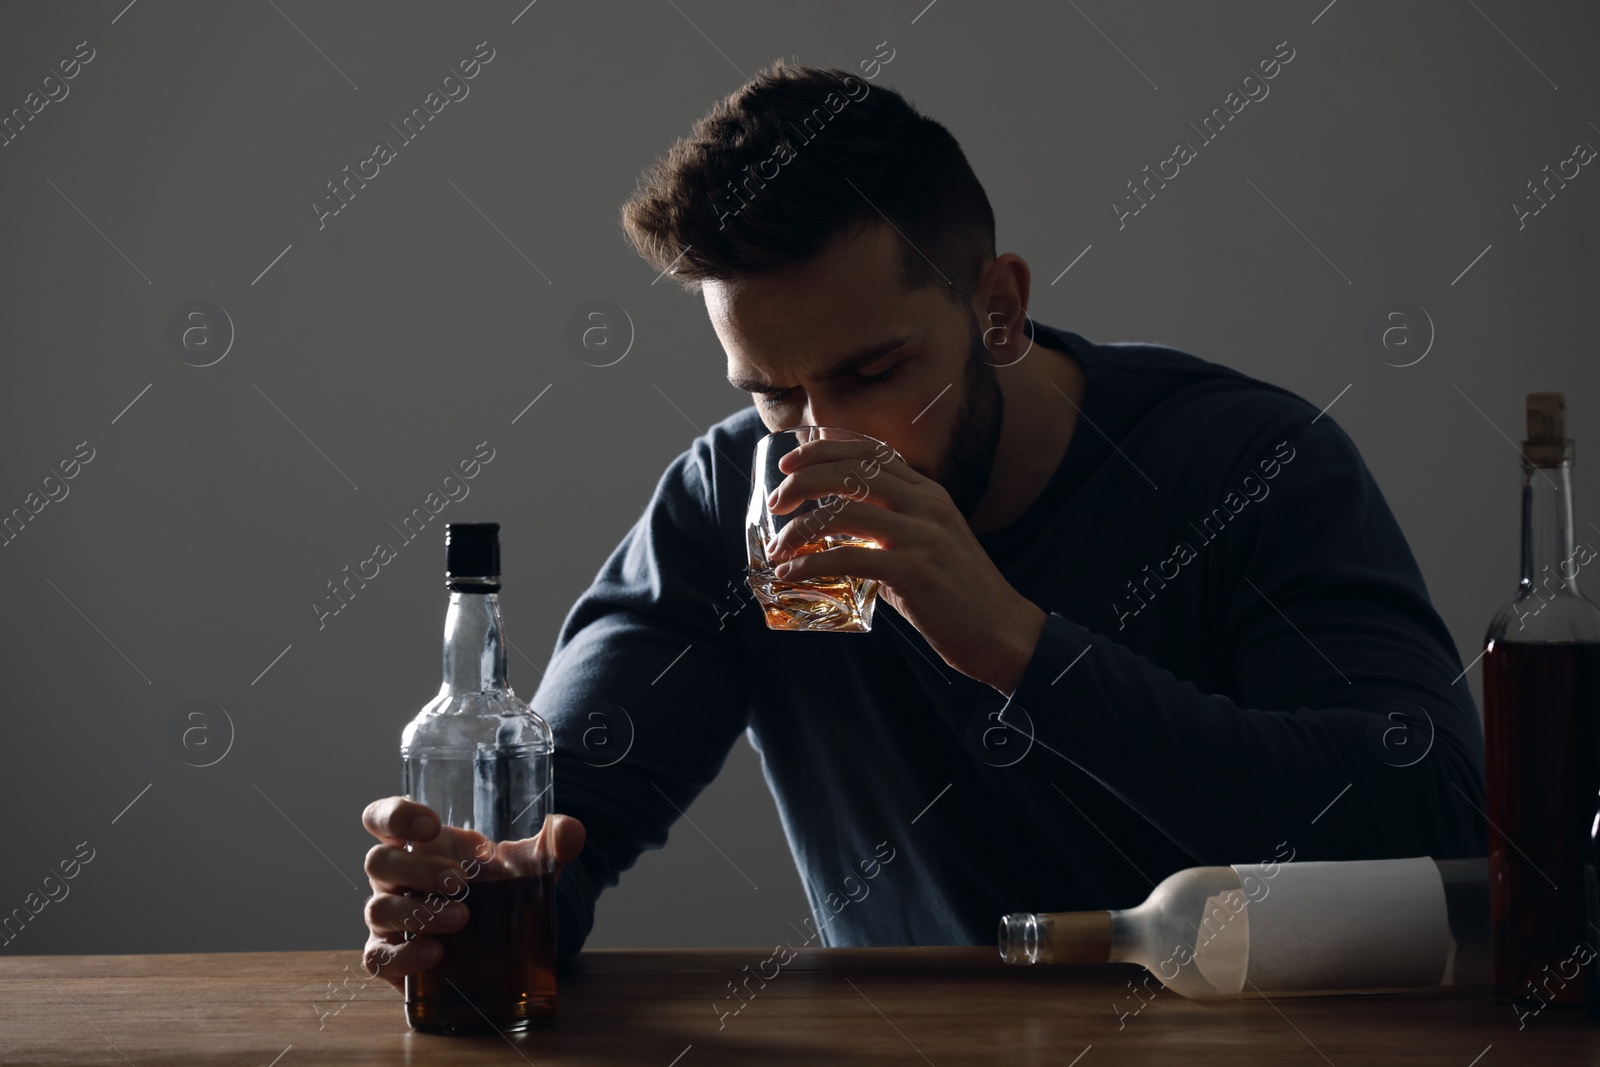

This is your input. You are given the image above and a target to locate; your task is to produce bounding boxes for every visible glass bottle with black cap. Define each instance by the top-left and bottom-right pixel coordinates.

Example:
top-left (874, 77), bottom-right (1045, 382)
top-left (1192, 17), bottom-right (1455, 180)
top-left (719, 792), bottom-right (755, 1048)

top-left (400, 522), bottom-right (558, 1033)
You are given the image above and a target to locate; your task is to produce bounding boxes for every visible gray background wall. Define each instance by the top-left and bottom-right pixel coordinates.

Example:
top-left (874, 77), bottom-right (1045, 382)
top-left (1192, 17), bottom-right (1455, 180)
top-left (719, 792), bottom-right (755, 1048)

top-left (1, 0), bottom-right (1595, 960)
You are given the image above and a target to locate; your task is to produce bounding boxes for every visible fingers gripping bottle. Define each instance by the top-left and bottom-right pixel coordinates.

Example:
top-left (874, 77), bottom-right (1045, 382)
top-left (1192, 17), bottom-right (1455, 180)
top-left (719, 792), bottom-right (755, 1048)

top-left (401, 522), bottom-right (557, 1034)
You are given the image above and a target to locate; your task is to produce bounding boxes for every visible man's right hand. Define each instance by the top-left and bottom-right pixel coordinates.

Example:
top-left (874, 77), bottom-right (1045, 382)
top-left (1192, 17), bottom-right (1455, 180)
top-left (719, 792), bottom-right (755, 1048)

top-left (360, 796), bottom-right (587, 993)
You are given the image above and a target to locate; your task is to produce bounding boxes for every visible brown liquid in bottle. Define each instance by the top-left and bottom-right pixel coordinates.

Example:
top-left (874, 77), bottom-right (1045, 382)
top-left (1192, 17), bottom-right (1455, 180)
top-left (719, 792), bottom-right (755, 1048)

top-left (1482, 640), bottom-right (1600, 1008)
top-left (404, 870), bottom-right (558, 1034)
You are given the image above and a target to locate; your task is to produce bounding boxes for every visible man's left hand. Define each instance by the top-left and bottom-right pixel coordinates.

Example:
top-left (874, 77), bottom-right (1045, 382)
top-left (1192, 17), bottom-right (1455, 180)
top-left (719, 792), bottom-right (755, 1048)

top-left (764, 437), bottom-right (1047, 697)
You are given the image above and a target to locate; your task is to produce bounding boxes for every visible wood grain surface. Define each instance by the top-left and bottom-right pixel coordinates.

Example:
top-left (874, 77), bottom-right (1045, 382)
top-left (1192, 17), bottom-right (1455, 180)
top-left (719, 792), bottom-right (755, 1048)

top-left (2, 947), bottom-right (1594, 1065)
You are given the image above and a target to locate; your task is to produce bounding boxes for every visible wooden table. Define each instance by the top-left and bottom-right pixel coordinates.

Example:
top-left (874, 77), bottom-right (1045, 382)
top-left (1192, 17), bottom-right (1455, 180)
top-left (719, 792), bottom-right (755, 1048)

top-left (2, 947), bottom-right (1595, 1065)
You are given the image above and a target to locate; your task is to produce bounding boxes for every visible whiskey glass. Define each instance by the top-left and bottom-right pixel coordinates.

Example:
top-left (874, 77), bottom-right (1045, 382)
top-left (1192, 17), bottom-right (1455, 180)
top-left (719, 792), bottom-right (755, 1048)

top-left (743, 426), bottom-right (891, 633)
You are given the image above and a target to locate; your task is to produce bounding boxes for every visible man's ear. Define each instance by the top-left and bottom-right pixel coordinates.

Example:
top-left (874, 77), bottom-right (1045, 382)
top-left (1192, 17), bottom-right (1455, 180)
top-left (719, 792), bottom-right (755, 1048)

top-left (975, 253), bottom-right (1033, 367)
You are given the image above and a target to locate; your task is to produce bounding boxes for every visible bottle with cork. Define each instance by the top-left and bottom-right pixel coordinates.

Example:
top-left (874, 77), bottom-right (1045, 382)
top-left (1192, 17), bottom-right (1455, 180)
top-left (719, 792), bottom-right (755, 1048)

top-left (1481, 392), bottom-right (1600, 1016)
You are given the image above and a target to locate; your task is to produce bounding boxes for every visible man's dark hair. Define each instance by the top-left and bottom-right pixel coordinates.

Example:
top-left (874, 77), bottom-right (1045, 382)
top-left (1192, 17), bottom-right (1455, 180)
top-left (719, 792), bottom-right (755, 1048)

top-left (620, 59), bottom-right (995, 308)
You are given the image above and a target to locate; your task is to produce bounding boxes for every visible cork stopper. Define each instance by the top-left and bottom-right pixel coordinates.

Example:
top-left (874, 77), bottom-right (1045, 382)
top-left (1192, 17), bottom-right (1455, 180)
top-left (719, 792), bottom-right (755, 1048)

top-left (1522, 392), bottom-right (1571, 467)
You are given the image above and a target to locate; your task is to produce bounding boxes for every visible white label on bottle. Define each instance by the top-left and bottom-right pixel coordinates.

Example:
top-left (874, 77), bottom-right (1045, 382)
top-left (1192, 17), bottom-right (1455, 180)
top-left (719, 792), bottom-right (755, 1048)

top-left (1192, 889), bottom-right (1249, 995)
top-left (1230, 857), bottom-right (1449, 993)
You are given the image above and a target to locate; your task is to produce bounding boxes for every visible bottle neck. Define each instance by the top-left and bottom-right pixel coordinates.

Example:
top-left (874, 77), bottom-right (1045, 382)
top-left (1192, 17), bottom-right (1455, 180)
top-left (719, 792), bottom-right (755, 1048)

top-left (439, 591), bottom-right (509, 695)
top-left (1108, 903), bottom-right (1152, 966)
top-left (1520, 455), bottom-right (1580, 598)
top-left (998, 910), bottom-right (1114, 965)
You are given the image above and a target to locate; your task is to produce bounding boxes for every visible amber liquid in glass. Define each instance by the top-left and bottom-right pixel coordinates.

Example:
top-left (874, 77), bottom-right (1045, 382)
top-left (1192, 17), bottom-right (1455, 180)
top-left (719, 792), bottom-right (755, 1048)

top-left (746, 535), bottom-right (880, 632)
top-left (404, 870), bottom-right (558, 1034)
top-left (1482, 639), bottom-right (1600, 1008)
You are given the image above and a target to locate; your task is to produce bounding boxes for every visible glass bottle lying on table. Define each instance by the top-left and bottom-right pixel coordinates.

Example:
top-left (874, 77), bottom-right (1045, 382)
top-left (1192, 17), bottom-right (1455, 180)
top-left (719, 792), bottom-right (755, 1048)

top-left (1000, 856), bottom-right (1490, 1000)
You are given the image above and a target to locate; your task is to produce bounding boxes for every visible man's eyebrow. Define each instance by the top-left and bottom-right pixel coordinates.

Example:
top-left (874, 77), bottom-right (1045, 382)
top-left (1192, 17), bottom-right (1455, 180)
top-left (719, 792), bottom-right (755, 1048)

top-left (727, 336), bottom-right (911, 393)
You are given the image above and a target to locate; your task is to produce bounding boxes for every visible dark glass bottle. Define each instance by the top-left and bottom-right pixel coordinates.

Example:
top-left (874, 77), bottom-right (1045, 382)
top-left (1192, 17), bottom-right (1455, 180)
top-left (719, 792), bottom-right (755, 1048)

top-left (1481, 393), bottom-right (1600, 1013)
top-left (400, 523), bottom-right (557, 1034)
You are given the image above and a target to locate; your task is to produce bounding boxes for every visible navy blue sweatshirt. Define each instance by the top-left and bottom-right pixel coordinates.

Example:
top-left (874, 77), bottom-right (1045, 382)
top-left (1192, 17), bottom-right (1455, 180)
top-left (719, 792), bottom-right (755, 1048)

top-left (532, 320), bottom-right (1486, 971)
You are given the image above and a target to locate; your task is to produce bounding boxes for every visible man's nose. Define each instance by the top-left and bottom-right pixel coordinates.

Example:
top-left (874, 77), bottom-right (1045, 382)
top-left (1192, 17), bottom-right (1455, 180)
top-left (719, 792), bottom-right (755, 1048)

top-left (800, 397), bottom-right (835, 428)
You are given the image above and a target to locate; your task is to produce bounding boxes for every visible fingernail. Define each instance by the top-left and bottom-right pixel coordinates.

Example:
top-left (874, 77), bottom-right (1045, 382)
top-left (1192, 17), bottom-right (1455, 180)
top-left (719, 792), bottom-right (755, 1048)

top-left (410, 815), bottom-right (436, 838)
top-left (420, 941), bottom-right (443, 963)
top-left (774, 561), bottom-right (791, 578)
top-left (437, 867), bottom-right (463, 893)
top-left (442, 902), bottom-right (468, 926)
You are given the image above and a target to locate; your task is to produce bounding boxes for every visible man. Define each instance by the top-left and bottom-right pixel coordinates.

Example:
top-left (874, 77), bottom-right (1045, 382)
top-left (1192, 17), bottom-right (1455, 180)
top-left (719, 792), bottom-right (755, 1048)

top-left (360, 61), bottom-right (1484, 985)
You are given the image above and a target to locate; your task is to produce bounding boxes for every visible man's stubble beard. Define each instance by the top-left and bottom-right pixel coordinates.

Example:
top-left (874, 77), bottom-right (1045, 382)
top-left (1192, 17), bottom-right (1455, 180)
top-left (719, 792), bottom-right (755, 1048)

top-left (915, 314), bottom-right (1004, 518)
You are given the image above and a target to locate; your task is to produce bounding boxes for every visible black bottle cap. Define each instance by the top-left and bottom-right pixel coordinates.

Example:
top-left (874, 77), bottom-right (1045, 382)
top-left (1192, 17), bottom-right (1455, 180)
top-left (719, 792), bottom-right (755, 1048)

top-left (446, 522), bottom-right (501, 592)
